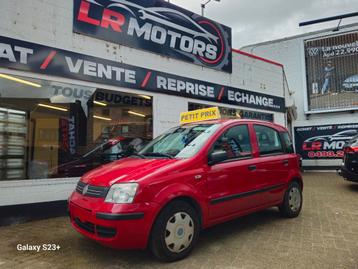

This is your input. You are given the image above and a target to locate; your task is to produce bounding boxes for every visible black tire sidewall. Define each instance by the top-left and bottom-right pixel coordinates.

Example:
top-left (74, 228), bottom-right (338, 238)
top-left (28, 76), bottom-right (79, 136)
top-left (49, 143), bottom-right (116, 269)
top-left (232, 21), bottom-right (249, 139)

top-left (280, 182), bottom-right (302, 218)
top-left (150, 200), bottom-right (200, 262)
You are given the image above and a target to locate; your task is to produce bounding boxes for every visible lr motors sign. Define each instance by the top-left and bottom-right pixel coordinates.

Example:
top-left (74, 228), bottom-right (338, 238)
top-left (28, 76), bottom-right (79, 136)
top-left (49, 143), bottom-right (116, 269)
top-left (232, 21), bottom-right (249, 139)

top-left (294, 124), bottom-right (358, 159)
top-left (73, 0), bottom-right (232, 73)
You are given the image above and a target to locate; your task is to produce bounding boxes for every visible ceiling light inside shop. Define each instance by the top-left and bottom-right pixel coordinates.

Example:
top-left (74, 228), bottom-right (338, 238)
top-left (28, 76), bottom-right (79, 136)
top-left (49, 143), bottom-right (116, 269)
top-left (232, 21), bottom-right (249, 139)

top-left (93, 115), bottom-right (112, 121)
top-left (93, 101), bottom-right (107, 106)
top-left (0, 73), bottom-right (42, 88)
top-left (38, 103), bottom-right (68, 112)
top-left (128, 111), bottom-right (146, 118)
top-left (139, 95), bottom-right (151, 100)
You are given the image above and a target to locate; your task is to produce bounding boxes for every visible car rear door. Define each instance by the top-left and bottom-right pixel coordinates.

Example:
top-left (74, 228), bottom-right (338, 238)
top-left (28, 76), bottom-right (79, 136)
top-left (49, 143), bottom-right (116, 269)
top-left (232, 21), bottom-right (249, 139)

top-left (251, 124), bottom-right (290, 205)
top-left (206, 123), bottom-right (260, 220)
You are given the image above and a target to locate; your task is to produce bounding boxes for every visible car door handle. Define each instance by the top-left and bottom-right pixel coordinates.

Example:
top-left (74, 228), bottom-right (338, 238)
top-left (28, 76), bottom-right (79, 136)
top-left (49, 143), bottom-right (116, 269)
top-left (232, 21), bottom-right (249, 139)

top-left (248, 165), bottom-right (256, 171)
top-left (283, 160), bottom-right (289, 166)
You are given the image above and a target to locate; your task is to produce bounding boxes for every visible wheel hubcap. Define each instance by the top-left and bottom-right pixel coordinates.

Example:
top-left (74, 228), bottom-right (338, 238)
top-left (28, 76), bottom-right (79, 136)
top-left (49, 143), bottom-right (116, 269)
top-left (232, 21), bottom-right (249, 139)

top-left (288, 187), bottom-right (301, 212)
top-left (165, 212), bottom-right (194, 253)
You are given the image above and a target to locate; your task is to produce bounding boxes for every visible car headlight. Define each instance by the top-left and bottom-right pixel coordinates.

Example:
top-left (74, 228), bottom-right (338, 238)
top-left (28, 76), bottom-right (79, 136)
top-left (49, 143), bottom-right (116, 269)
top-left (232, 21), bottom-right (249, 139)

top-left (105, 183), bottom-right (138, 204)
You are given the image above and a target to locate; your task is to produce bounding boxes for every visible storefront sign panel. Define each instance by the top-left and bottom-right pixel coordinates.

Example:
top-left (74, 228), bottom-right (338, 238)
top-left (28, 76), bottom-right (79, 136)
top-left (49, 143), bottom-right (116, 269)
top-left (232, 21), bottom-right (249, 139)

top-left (0, 36), bottom-right (285, 113)
top-left (73, 0), bottom-right (232, 73)
top-left (294, 123), bottom-right (358, 159)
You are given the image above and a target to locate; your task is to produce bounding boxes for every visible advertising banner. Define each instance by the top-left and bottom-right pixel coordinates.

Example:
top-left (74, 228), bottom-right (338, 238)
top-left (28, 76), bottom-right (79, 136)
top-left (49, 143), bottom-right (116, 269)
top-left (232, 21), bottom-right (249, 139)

top-left (304, 31), bottom-right (358, 112)
top-left (73, 0), bottom-right (232, 73)
top-left (294, 124), bottom-right (358, 159)
top-left (0, 35), bottom-right (285, 112)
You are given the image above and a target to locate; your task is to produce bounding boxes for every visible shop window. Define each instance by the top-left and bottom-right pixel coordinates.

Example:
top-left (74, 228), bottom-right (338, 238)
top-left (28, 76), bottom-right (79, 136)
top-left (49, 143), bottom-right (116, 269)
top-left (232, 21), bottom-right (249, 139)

top-left (0, 74), bottom-right (153, 180)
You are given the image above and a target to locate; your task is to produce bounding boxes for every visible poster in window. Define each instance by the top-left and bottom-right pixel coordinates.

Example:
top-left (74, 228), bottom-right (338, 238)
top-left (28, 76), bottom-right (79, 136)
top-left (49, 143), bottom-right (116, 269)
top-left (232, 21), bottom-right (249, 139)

top-left (304, 31), bottom-right (358, 112)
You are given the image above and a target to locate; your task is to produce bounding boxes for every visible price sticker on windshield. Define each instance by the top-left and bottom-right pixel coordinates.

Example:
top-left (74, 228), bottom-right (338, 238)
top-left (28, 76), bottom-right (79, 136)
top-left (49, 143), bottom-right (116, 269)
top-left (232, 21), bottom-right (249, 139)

top-left (180, 107), bottom-right (221, 124)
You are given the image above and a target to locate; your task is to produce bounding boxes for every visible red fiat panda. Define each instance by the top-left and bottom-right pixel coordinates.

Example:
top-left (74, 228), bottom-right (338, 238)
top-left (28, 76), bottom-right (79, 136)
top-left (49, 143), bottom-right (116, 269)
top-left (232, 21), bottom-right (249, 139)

top-left (68, 119), bottom-right (302, 261)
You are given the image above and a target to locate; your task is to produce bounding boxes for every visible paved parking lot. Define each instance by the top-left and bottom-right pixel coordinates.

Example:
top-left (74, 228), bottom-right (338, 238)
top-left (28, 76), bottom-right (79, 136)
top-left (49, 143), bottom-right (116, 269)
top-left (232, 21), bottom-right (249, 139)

top-left (1, 172), bottom-right (358, 269)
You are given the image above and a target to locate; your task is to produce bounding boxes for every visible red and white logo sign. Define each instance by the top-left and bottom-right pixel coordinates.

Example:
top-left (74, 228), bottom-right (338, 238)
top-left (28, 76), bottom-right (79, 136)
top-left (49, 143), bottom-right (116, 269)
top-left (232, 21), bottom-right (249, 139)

top-left (73, 0), bottom-right (232, 72)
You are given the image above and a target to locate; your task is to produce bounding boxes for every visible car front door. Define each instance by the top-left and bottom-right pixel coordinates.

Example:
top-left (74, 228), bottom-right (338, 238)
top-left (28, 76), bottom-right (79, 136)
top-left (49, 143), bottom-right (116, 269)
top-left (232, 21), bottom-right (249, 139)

top-left (206, 124), bottom-right (260, 221)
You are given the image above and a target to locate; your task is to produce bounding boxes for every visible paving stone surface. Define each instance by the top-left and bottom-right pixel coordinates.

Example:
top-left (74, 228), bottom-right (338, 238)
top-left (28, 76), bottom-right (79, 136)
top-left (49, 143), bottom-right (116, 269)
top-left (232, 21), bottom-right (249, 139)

top-left (1, 172), bottom-right (358, 269)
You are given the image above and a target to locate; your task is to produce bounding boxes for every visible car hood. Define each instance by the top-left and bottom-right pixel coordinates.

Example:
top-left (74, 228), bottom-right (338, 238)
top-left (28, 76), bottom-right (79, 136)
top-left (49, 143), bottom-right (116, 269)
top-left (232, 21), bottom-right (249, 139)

top-left (80, 157), bottom-right (181, 187)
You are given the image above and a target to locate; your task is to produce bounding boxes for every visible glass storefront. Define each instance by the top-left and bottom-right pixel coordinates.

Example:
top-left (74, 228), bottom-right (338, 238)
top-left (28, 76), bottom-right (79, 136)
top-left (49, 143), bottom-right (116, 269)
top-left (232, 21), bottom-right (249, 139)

top-left (188, 103), bottom-right (274, 122)
top-left (0, 74), bottom-right (152, 180)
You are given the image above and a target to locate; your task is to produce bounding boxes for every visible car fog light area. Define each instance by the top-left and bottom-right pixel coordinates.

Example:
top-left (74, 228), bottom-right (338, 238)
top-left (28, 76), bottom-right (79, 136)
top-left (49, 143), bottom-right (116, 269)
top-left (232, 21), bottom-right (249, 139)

top-left (105, 183), bottom-right (138, 204)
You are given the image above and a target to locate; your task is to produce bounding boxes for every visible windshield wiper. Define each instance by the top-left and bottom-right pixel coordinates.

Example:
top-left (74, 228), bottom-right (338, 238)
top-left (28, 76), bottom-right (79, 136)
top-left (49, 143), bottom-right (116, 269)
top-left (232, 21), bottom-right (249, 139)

top-left (143, 152), bottom-right (175, 159)
top-left (130, 153), bottom-right (147, 159)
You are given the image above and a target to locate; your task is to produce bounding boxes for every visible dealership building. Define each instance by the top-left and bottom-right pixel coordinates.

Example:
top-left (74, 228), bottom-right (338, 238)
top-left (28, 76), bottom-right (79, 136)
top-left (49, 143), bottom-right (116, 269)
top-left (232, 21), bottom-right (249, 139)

top-left (0, 0), bottom-right (291, 206)
top-left (242, 23), bottom-right (358, 169)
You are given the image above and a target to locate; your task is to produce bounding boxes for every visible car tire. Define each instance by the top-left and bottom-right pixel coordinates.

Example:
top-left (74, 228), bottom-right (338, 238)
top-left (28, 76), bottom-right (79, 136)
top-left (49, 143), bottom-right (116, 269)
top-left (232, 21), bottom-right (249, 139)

top-left (279, 181), bottom-right (302, 218)
top-left (149, 200), bottom-right (200, 262)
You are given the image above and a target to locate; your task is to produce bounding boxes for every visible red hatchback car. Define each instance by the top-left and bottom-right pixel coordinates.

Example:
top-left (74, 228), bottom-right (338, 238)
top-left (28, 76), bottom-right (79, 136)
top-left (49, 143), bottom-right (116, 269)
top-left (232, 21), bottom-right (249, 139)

top-left (68, 119), bottom-right (303, 261)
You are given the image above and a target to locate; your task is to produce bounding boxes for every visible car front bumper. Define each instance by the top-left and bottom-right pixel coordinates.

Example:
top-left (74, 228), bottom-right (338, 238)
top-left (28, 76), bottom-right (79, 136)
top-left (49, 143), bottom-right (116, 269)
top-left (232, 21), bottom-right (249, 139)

top-left (68, 191), bottom-right (159, 250)
top-left (339, 166), bottom-right (358, 182)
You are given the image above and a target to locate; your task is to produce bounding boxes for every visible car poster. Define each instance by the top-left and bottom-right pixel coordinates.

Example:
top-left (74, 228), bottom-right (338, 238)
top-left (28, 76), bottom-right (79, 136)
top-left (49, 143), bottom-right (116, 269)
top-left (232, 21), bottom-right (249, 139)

top-left (294, 123), bottom-right (358, 159)
top-left (304, 31), bottom-right (358, 112)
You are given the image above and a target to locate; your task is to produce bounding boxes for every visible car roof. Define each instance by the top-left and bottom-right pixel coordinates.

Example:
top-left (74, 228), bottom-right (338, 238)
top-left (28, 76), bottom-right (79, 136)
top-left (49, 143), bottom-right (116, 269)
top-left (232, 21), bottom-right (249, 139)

top-left (183, 119), bottom-right (287, 132)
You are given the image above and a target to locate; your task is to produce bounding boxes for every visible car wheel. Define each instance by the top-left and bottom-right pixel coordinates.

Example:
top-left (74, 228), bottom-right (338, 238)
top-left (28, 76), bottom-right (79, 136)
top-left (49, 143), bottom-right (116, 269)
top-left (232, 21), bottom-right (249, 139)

top-left (279, 181), bottom-right (302, 218)
top-left (149, 200), bottom-right (200, 262)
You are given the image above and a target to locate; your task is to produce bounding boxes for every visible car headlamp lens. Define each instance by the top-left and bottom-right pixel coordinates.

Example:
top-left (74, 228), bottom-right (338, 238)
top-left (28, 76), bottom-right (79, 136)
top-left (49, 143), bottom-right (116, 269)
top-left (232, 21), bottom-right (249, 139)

top-left (105, 183), bottom-right (138, 204)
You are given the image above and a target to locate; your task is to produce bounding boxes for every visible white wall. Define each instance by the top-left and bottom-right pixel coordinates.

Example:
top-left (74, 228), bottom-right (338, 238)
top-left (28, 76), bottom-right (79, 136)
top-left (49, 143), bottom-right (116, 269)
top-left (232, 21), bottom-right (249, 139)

top-left (241, 24), bottom-right (358, 168)
top-left (0, 0), bottom-right (288, 205)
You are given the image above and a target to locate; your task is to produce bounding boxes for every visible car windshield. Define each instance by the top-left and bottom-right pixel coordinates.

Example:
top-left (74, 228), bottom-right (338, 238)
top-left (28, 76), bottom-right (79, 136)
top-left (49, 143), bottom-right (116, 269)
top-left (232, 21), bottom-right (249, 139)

top-left (139, 124), bottom-right (220, 159)
top-left (83, 139), bottom-right (129, 158)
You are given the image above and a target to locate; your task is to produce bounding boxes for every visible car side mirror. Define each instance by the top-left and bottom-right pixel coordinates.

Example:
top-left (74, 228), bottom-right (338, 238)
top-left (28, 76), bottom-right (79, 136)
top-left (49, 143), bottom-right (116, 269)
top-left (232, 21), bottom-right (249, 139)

top-left (208, 150), bottom-right (228, 165)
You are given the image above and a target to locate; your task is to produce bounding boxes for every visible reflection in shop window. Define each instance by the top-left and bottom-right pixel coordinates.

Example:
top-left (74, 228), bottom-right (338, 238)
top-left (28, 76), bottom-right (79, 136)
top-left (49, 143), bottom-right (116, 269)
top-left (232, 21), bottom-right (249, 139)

top-left (188, 103), bottom-right (274, 122)
top-left (0, 74), bottom-right (153, 180)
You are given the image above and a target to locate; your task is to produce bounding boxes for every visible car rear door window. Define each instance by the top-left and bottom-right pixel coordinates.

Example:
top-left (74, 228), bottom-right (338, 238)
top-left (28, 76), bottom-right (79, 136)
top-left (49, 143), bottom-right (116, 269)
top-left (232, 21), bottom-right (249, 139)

top-left (254, 125), bottom-right (284, 155)
top-left (211, 125), bottom-right (252, 161)
top-left (281, 132), bottom-right (294, 154)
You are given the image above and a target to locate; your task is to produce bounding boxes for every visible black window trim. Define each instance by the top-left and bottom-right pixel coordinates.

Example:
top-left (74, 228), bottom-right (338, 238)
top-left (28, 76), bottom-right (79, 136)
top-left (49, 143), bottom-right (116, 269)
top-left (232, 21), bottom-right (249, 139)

top-left (279, 131), bottom-right (295, 154)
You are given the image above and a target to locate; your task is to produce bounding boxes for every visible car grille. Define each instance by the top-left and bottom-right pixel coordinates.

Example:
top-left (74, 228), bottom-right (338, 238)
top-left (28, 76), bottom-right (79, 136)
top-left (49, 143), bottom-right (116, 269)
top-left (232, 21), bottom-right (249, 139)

top-left (74, 218), bottom-right (116, 238)
top-left (75, 218), bottom-right (95, 234)
top-left (96, 225), bottom-right (117, 238)
top-left (76, 181), bottom-right (109, 198)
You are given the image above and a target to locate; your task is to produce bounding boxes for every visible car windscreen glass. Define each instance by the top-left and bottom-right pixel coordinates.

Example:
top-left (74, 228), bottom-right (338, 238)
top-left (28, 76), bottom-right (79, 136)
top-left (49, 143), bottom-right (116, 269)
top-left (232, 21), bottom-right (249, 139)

top-left (139, 124), bottom-right (220, 158)
top-left (82, 144), bottom-right (104, 158)
top-left (83, 140), bottom-right (122, 158)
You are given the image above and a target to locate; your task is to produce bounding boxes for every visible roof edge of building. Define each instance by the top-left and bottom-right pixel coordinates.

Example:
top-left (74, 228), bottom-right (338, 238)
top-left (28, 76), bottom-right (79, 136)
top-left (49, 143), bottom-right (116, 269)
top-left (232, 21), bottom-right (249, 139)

top-left (232, 48), bottom-right (284, 68)
top-left (239, 22), bottom-right (358, 50)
